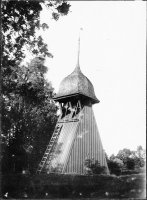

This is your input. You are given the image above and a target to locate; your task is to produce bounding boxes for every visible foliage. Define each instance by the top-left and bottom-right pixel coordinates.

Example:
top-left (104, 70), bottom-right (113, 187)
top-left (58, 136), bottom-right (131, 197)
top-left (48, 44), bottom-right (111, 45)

top-left (2, 0), bottom-right (71, 174)
top-left (116, 146), bottom-right (146, 170)
top-left (133, 146), bottom-right (146, 168)
top-left (107, 159), bottom-right (121, 176)
top-left (2, 57), bottom-right (59, 174)
top-left (2, 0), bottom-right (71, 104)
top-left (124, 157), bottom-right (135, 170)
top-left (84, 158), bottom-right (107, 175)
top-left (117, 148), bottom-right (132, 161)
top-left (107, 146), bottom-right (146, 175)
top-left (2, 0), bottom-right (71, 63)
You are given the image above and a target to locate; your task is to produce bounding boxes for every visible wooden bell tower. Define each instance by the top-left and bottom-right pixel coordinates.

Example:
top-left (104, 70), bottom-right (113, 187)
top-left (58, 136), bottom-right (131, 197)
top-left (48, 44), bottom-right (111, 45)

top-left (37, 31), bottom-right (109, 175)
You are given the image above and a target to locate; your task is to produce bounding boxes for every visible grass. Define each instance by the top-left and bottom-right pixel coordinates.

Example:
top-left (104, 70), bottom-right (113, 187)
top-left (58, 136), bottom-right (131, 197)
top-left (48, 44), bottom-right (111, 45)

top-left (1, 173), bottom-right (146, 199)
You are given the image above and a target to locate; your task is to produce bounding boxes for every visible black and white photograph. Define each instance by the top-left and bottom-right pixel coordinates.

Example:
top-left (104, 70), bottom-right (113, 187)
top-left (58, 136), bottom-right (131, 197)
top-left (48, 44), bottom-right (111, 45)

top-left (1, 0), bottom-right (146, 199)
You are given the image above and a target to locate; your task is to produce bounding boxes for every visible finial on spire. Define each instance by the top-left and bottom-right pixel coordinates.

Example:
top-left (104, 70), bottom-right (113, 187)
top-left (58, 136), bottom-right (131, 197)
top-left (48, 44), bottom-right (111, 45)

top-left (76, 28), bottom-right (83, 69)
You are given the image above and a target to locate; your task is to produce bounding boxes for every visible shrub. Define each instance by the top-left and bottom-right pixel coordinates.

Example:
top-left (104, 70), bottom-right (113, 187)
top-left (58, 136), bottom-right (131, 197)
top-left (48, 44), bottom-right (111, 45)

top-left (124, 157), bottom-right (136, 170)
top-left (84, 158), bottom-right (107, 175)
top-left (107, 160), bottom-right (121, 176)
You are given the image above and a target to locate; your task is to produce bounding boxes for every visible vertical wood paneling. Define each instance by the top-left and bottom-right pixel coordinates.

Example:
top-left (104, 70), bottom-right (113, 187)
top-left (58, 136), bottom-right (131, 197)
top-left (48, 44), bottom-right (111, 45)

top-left (64, 105), bottom-right (109, 174)
top-left (42, 121), bottom-right (79, 173)
top-left (42, 103), bottom-right (109, 175)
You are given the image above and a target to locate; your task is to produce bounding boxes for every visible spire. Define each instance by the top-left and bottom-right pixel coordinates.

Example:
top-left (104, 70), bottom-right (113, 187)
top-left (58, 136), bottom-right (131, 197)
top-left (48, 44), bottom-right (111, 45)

top-left (76, 28), bottom-right (83, 70)
top-left (53, 27), bottom-right (99, 104)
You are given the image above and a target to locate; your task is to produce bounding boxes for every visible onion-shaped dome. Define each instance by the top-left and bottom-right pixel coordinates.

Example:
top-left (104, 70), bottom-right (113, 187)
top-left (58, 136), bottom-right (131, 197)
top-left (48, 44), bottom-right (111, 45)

top-left (53, 65), bottom-right (99, 104)
top-left (53, 30), bottom-right (99, 104)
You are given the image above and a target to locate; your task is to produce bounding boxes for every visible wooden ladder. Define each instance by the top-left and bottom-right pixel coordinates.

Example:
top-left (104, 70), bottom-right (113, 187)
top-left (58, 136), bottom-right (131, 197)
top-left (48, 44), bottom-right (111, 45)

top-left (36, 123), bottom-right (63, 174)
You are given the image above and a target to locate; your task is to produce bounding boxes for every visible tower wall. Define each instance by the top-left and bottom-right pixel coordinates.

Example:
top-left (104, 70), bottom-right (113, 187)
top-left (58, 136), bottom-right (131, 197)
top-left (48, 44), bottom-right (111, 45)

top-left (42, 121), bottom-right (79, 173)
top-left (41, 101), bottom-right (109, 175)
top-left (64, 105), bottom-right (109, 174)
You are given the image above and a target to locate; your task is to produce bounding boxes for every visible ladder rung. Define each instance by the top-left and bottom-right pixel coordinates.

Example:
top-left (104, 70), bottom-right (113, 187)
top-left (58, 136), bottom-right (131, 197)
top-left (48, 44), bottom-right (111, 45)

top-left (49, 153), bottom-right (54, 156)
top-left (44, 163), bottom-right (50, 166)
top-left (48, 153), bottom-right (53, 156)
top-left (51, 136), bottom-right (56, 139)
top-left (47, 145), bottom-right (52, 148)
top-left (41, 160), bottom-right (45, 163)
top-left (51, 135), bottom-right (57, 140)
top-left (46, 151), bottom-right (51, 154)
top-left (46, 149), bottom-right (51, 152)
top-left (44, 153), bottom-right (49, 156)
top-left (45, 151), bottom-right (50, 154)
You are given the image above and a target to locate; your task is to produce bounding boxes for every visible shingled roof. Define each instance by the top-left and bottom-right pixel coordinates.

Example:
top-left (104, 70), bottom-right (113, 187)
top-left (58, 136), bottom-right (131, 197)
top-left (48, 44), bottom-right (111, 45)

top-left (53, 30), bottom-right (99, 104)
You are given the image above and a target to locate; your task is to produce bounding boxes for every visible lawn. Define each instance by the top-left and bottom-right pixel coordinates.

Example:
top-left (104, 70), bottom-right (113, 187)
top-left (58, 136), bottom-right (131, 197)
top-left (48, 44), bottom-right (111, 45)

top-left (1, 173), bottom-right (146, 199)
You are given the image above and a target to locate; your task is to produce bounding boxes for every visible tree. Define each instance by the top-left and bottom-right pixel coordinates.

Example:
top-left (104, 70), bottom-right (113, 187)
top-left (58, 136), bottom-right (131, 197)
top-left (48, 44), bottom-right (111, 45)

top-left (131, 146), bottom-right (146, 169)
top-left (2, 57), bottom-right (59, 173)
top-left (2, 0), bottom-right (71, 174)
top-left (109, 154), bottom-right (116, 160)
top-left (124, 157), bottom-right (135, 170)
top-left (116, 148), bottom-right (132, 161)
top-left (2, 0), bottom-right (71, 62)
top-left (2, 0), bottom-right (71, 106)
top-left (2, 0), bottom-right (71, 98)
top-left (116, 146), bottom-right (146, 171)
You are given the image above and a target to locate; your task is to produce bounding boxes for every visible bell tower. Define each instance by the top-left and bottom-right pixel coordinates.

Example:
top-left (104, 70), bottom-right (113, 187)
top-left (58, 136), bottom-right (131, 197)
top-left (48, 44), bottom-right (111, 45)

top-left (37, 31), bottom-right (109, 175)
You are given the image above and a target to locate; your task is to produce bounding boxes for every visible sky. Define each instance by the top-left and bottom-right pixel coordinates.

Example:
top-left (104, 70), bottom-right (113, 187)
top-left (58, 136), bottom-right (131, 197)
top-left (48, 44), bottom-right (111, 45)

top-left (33, 1), bottom-right (146, 156)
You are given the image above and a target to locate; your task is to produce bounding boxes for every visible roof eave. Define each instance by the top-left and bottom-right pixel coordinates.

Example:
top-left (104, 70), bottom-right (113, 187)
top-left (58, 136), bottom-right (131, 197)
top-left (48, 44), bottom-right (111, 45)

top-left (53, 92), bottom-right (100, 104)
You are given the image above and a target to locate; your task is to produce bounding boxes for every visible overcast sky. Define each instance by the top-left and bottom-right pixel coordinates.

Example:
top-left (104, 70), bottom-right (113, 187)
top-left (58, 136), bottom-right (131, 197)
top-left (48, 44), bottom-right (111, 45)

top-left (35, 2), bottom-right (146, 156)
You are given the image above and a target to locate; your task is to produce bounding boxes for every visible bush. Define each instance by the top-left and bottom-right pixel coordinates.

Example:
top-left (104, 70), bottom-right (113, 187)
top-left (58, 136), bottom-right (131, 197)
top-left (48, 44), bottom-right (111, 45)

top-left (107, 160), bottom-right (121, 176)
top-left (125, 157), bottom-right (136, 170)
top-left (84, 158), bottom-right (107, 175)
